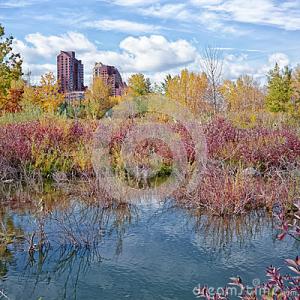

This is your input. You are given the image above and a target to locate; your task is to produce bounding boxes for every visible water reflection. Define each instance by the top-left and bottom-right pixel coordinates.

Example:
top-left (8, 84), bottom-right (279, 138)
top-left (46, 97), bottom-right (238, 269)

top-left (0, 208), bottom-right (24, 279)
top-left (193, 210), bottom-right (273, 250)
top-left (0, 183), bottom-right (297, 299)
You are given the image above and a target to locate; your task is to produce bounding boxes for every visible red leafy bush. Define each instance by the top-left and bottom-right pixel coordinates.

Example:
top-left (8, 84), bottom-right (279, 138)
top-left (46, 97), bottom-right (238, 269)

top-left (0, 119), bottom-right (95, 178)
top-left (205, 118), bottom-right (300, 170)
top-left (179, 164), bottom-right (296, 216)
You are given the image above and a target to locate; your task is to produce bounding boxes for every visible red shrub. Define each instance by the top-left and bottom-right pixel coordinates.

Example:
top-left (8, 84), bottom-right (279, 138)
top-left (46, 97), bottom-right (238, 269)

top-left (205, 117), bottom-right (300, 170)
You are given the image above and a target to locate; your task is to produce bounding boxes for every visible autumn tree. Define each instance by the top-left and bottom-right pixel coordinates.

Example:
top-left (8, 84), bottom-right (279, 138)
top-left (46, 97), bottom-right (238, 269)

top-left (165, 69), bottom-right (211, 113)
top-left (161, 74), bottom-right (172, 95)
top-left (290, 65), bottom-right (300, 117)
top-left (127, 73), bottom-right (151, 96)
top-left (220, 75), bottom-right (265, 112)
top-left (0, 23), bottom-right (22, 97)
top-left (38, 72), bottom-right (64, 113)
top-left (266, 63), bottom-right (293, 113)
top-left (20, 72), bottom-right (63, 113)
top-left (84, 77), bottom-right (114, 119)
top-left (21, 84), bottom-right (41, 111)
top-left (0, 79), bottom-right (24, 113)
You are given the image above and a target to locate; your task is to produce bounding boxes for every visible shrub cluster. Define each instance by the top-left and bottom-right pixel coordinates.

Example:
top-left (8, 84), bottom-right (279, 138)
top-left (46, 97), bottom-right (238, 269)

top-left (205, 117), bottom-right (300, 171)
top-left (0, 118), bottom-right (96, 179)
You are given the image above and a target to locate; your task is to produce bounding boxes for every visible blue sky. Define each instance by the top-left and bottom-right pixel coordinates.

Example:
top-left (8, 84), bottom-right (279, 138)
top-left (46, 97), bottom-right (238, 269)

top-left (1, 0), bottom-right (300, 85)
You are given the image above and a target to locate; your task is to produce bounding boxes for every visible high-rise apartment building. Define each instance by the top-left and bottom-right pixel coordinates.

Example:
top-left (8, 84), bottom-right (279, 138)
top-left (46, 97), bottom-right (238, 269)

top-left (93, 62), bottom-right (126, 96)
top-left (57, 51), bottom-right (84, 93)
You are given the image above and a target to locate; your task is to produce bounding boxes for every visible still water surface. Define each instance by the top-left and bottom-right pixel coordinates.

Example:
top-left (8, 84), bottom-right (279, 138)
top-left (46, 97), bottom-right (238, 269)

top-left (0, 195), bottom-right (298, 300)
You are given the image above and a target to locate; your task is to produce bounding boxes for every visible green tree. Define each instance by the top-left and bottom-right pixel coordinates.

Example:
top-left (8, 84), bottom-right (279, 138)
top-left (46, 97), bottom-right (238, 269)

top-left (161, 74), bottom-right (172, 95)
top-left (266, 63), bottom-right (293, 112)
top-left (127, 73), bottom-right (151, 96)
top-left (0, 24), bottom-right (22, 97)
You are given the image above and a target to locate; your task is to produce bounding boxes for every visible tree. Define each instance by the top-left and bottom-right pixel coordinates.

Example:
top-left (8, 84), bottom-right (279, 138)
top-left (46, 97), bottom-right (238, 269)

top-left (0, 24), bottom-right (22, 97)
top-left (0, 79), bottom-right (24, 113)
top-left (20, 72), bottom-right (64, 113)
top-left (161, 74), bottom-right (172, 95)
top-left (220, 75), bottom-right (265, 112)
top-left (201, 46), bottom-right (223, 112)
top-left (165, 69), bottom-right (211, 113)
top-left (127, 73), bottom-right (151, 96)
top-left (266, 63), bottom-right (293, 113)
top-left (21, 85), bottom-right (40, 110)
top-left (290, 65), bottom-right (300, 117)
top-left (84, 77), bottom-right (114, 119)
top-left (38, 72), bottom-right (64, 113)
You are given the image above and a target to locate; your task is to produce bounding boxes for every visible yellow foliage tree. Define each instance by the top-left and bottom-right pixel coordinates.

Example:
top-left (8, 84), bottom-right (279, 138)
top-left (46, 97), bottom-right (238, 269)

top-left (127, 73), bottom-right (151, 97)
top-left (220, 75), bottom-right (265, 112)
top-left (290, 65), bottom-right (300, 117)
top-left (38, 72), bottom-right (64, 113)
top-left (165, 69), bottom-right (211, 113)
top-left (20, 72), bottom-right (64, 113)
top-left (21, 85), bottom-right (41, 110)
top-left (0, 79), bottom-right (24, 114)
top-left (84, 77), bottom-right (115, 119)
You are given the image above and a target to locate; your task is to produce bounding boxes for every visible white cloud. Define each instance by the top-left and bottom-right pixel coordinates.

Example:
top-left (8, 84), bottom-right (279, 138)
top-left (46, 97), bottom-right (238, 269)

top-left (14, 32), bottom-right (96, 61)
top-left (192, 0), bottom-right (300, 31)
top-left (139, 3), bottom-right (242, 34)
top-left (222, 54), bottom-right (254, 79)
top-left (85, 19), bottom-right (160, 34)
top-left (139, 3), bottom-right (192, 21)
top-left (191, 0), bottom-right (223, 5)
top-left (199, 11), bottom-right (239, 34)
top-left (119, 35), bottom-right (197, 72)
top-left (0, 0), bottom-right (32, 8)
top-left (0, 0), bottom-right (46, 8)
top-left (257, 52), bottom-right (290, 79)
top-left (268, 53), bottom-right (290, 68)
top-left (107, 0), bottom-right (158, 6)
top-left (79, 35), bottom-right (197, 80)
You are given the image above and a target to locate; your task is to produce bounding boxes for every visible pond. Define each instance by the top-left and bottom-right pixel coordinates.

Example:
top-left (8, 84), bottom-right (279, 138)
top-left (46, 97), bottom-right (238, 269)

top-left (0, 187), bottom-right (298, 300)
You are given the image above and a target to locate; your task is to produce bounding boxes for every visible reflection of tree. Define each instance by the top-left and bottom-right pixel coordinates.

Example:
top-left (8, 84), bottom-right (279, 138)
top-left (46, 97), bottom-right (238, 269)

top-left (0, 208), bottom-right (24, 278)
top-left (18, 198), bottom-right (139, 299)
top-left (0, 182), bottom-right (285, 299)
top-left (0, 245), bottom-right (13, 278)
top-left (48, 200), bottom-right (139, 251)
top-left (192, 210), bottom-right (272, 251)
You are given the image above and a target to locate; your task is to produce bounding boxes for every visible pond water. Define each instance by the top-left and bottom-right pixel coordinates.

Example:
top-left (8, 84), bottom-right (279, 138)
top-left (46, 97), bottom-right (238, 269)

top-left (0, 192), bottom-right (298, 300)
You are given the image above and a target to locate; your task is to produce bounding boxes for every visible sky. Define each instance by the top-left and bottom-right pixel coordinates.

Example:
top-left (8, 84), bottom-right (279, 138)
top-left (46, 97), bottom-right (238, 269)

top-left (1, 0), bottom-right (300, 85)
